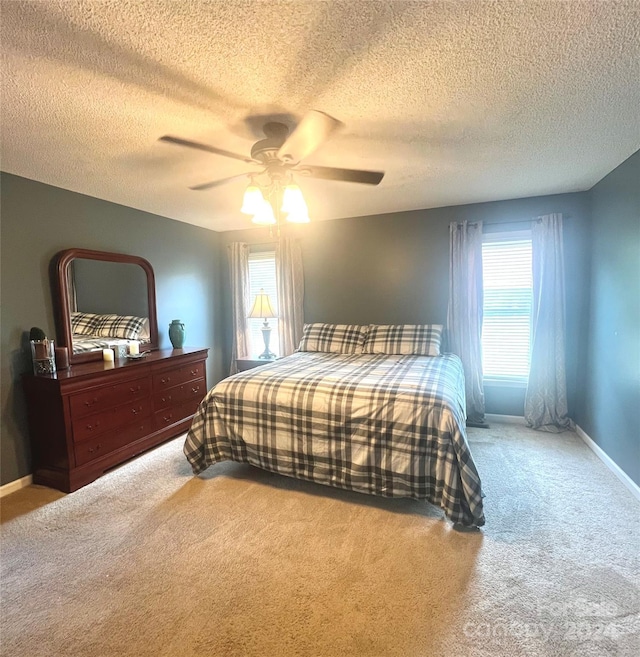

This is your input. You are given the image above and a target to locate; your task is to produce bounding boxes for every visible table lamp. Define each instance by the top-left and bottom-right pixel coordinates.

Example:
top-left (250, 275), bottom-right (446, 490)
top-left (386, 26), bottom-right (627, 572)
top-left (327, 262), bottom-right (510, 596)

top-left (248, 289), bottom-right (277, 359)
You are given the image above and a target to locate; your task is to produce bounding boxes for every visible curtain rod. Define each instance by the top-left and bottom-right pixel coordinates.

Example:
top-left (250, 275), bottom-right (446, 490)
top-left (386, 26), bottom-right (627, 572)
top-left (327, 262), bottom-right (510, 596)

top-left (483, 218), bottom-right (537, 226)
top-left (226, 241), bottom-right (276, 249)
top-left (248, 238), bottom-right (301, 248)
top-left (239, 215), bottom-right (571, 236)
top-left (478, 214), bottom-right (570, 226)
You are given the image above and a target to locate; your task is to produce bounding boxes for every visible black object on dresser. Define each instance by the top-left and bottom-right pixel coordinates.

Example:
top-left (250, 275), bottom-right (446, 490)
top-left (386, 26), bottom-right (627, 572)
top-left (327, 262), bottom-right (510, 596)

top-left (23, 347), bottom-right (208, 492)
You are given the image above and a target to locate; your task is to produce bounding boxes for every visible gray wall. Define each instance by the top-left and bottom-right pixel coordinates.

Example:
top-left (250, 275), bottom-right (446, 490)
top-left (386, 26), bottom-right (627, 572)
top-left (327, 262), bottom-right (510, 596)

top-left (4, 162), bottom-right (635, 488)
top-left (220, 192), bottom-right (592, 418)
top-left (0, 173), bottom-right (224, 486)
top-left (575, 151), bottom-right (640, 485)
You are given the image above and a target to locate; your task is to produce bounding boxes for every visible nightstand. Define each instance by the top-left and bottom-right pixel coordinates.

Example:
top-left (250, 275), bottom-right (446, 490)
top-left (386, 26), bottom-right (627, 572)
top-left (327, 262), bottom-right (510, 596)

top-left (236, 357), bottom-right (276, 372)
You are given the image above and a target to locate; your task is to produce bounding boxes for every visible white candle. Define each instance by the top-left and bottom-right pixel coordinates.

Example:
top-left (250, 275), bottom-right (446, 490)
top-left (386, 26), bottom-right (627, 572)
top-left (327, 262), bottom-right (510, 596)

top-left (102, 348), bottom-right (115, 362)
top-left (129, 341), bottom-right (140, 355)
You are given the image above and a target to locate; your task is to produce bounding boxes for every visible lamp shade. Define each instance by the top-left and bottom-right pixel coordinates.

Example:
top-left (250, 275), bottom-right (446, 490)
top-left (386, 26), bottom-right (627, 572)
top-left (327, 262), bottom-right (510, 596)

top-left (281, 184), bottom-right (308, 215)
top-left (286, 209), bottom-right (311, 224)
top-left (251, 199), bottom-right (276, 225)
top-left (248, 289), bottom-right (277, 319)
top-left (241, 184), bottom-right (266, 215)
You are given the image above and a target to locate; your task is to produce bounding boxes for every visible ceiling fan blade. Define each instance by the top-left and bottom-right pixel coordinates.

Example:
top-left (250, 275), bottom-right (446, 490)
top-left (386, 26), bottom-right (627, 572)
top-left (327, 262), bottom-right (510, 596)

top-left (189, 173), bottom-right (251, 191)
top-left (299, 164), bottom-right (385, 186)
top-left (159, 135), bottom-right (255, 164)
top-left (277, 110), bottom-right (343, 163)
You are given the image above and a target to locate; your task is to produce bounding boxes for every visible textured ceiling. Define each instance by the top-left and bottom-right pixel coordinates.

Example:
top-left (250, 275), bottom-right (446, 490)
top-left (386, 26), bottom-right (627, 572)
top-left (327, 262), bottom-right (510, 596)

top-left (1, 1), bottom-right (639, 232)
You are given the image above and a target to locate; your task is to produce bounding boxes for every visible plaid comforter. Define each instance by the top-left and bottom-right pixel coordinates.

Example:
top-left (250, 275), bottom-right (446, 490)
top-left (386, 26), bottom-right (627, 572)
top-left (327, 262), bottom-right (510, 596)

top-left (72, 335), bottom-right (151, 353)
top-left (184, 352), bottom-right (485, 527)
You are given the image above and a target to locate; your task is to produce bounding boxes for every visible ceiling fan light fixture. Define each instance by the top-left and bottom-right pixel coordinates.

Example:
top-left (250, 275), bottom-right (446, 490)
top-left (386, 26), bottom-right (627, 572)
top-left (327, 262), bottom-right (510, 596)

top-left (251, 199), bottom-right (277, 225)
top-left (281, 184), bottom-right (308, 215)
top-left (285, 210), bottom-right (311, 224)
top-left (241, 184), bottom-right (265, 215)
top-left (160, 112), bottom-right (384, 232)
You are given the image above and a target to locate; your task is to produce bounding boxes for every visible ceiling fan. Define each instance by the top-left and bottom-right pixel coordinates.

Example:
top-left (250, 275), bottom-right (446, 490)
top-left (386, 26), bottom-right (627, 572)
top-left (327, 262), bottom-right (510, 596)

top-left (159, 110), bottom-right (385, 192)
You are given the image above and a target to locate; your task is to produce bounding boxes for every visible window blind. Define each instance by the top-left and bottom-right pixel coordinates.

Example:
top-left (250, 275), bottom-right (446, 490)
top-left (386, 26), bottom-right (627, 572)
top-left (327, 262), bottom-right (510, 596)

top-left (482, 234), bottom-right (532, 383)
top-left (248, 251), bottom-right (279, 357)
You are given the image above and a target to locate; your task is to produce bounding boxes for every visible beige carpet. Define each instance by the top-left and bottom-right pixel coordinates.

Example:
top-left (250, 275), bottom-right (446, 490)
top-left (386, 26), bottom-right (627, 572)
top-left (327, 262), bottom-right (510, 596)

top-left (1, 423), bottom-right (638, 657)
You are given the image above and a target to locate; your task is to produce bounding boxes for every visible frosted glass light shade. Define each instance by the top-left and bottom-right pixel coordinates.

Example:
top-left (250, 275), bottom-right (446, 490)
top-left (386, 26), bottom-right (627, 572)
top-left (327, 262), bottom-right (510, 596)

top-left (251, 200), bottom-right (276, 225)
top-left (286, 210), bottom-right (311, 223)
top-left (281, 184), bottom-right (308, 215)
top-left (241, 185), bottom-right (265, 215)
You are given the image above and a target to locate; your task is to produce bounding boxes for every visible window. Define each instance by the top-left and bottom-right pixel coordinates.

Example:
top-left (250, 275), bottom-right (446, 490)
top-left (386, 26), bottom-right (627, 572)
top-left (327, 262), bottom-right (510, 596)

top-left (248, 251), bottom-right (279, 357)
top-left (482, 231), bottom-right (532, 383)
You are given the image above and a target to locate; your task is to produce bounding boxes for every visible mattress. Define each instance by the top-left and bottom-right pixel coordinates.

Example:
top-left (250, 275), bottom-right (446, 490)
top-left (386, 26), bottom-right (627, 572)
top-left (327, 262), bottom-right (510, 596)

top-left (184, 351), bottom-right (484, 526)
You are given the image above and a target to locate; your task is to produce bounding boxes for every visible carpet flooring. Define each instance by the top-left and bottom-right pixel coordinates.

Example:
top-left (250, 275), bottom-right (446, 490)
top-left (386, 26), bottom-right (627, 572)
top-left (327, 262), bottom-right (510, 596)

top-left (1, 423), bottom-right (638, 657)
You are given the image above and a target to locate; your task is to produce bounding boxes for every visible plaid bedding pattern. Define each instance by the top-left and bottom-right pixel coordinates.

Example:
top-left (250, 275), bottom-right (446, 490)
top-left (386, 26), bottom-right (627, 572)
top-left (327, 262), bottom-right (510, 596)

top-left (296, 323), bottom-right (368, 354)
top-left (71, 336), bottom-right (128, 353)
top-left (363, 324), bottom-right (443, 356)
top-left (71, 312), bottom-right (101, 336)
top-left (95, 314), bottom-right (147, 340)
top-left (71, 312), bottom-right (147, 340)
top-left (185, 352), bottom-right (485, 526)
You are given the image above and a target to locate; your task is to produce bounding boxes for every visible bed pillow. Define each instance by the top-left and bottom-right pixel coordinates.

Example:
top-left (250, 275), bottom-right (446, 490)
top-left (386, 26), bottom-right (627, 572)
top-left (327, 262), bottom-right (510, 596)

top-left (296, 323), bottom-right (368, 354)
top-left (94, 314), bottom-right (148, 340)
top-left (70, 311), bottom-right (102, 336)
top-left (363, 324), bottom-right (443, 356)
top-left (137, 317), bottom-right (151, 341)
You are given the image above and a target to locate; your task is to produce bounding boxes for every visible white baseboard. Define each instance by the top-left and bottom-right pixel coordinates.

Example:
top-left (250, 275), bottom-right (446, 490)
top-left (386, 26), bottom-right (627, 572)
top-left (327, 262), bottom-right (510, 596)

top-left (0, 474), bottom-right (33, 499)
top-left (575, 425), bottom-right (640, 503)
top-left (486, 413), bottom-right (526, 425)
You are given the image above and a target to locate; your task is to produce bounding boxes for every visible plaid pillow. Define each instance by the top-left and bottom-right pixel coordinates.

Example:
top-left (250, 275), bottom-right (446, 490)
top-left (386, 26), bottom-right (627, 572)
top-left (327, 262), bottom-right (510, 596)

top-left (94, 314), bottom-right (147, 340)
top-left (70, 312), bottom-right (101, 336)
top-left (363, 324), bottom-right (443, 356)
top-left (296, 323), bottom-right (368, 354)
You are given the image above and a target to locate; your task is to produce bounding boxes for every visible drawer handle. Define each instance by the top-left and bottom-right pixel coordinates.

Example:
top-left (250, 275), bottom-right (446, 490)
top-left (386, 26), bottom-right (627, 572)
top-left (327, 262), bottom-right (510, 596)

top-left (191, 386), bottom-right (200, 394)
top-left (161, 395), bottom-right (172, 403)
top-left (161, 376), bottom-right (171, 384)
top-left (85, 421), bottom-right (100, 432)
top-left (131, 406), bottom-right (143, 415)
top-left (129, 385), bottom-right (141, 393)
top-left (162, 414), bottom-right (173, 423)
top-left (190, 369), bottom-right (199, 376)
top-left (88, 443), bottom-right (103, 454)
top-left (84, 397), bottom-right (99, 407)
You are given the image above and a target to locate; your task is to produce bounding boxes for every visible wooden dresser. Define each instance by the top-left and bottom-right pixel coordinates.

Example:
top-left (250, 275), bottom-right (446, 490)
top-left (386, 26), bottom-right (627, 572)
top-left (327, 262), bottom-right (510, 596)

top-left (23, 347), bottom-right (208, 492)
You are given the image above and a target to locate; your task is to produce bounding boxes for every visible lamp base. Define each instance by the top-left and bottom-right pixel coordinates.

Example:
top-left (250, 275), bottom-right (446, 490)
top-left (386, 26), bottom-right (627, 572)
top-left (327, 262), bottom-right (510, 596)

top-left (259, 323), bottom-right (277, 360)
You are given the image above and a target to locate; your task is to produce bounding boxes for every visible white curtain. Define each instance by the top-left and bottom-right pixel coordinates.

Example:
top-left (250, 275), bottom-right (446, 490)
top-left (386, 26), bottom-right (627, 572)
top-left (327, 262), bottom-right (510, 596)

top-left (276, 237), bottom-right (305, 356)
top-left (448, 221), bottom-right (486, 424)
top-left (228, 242), bottom-right (251, 375)
top-left (525, 214), bottom-right (572, 431)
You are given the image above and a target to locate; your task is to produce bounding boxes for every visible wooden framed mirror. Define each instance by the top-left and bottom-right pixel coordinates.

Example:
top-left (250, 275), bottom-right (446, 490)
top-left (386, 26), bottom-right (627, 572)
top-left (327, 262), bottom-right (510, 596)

top-left (53, 248), bottom-right (159, 364)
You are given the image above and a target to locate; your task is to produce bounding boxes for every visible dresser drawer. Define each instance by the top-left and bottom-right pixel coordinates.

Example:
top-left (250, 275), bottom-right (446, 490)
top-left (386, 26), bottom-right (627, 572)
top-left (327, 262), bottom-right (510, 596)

top-left (153, 362), bottom-right (205, 391)
top-left (153, 398), bottom-right (201, 431)
top-left (153, 378), bottom-right (206, 410)
top-left (70, 377), bottom-right (150, 418)
top-left (73, 399), bottom-right (151, 444)
top-left (74, 420), bottom-right (151, 467)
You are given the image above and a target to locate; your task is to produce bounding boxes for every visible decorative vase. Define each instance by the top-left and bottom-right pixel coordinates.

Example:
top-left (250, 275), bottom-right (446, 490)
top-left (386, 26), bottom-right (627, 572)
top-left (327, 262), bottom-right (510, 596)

top-left (169, 320), bottom-right (185, 349)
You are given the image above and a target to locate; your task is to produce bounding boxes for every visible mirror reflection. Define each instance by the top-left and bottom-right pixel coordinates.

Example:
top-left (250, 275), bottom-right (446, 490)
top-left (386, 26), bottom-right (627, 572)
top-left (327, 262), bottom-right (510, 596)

top-left (54, 248), bottom-right (158, 364)
top-left (63, 258), bottom-right (153, 356)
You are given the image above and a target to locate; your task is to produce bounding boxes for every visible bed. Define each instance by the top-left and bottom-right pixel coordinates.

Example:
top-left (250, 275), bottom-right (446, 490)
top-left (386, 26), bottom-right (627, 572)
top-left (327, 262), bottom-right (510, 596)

top-left (184, 323), bottom-right (485, 527)
top-left (70, 311), bottom-right (151, 353)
